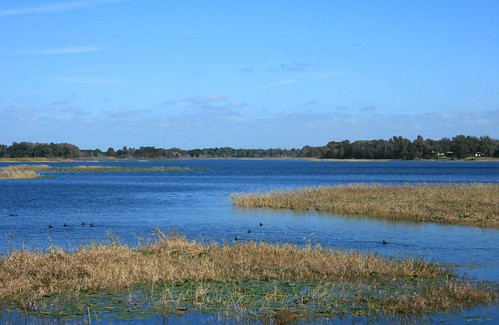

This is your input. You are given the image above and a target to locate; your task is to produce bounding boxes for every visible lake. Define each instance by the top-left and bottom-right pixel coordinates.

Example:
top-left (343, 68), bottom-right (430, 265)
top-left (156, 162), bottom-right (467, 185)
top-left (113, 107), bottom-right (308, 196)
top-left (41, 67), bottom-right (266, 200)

top-left (0, 159), bottom-right (498, 324)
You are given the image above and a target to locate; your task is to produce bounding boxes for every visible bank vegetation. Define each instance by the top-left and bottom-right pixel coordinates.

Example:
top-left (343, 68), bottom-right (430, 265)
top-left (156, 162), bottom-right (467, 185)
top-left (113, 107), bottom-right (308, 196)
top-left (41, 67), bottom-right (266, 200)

top-left (0, 232), bottom-right (496, 322)
top-left (232, 184), bottom-right (499, 228)
top-left (0, 165), bottom-right (194, 179)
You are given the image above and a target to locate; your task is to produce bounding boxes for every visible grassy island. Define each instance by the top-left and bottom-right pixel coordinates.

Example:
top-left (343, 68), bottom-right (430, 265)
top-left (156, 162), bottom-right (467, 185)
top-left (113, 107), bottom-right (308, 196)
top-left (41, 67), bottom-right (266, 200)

top-left (232, 184), bottom-right (499, 228)
top-left (0, 165), bottom-right (195, 179)
top-left (0, 165), bottom-right (47, 179)
top-left (0, 232), bottom-right (496, 323)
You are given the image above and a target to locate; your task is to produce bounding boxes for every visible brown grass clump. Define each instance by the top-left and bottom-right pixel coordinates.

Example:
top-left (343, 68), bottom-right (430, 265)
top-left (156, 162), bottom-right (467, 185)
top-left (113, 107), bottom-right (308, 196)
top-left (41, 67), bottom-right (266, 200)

top-left (232, 184), bottom-right (499, 228)
top-left (0, 164), bottom-right (194, 178)
top-left (0, 165), bottom-right (48, 179)
top-left (0, 232), bottom-right (496, 318)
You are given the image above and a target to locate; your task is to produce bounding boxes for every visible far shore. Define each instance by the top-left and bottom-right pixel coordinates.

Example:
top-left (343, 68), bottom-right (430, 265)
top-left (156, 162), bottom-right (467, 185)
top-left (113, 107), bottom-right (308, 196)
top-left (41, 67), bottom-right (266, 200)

top-left (2, 157), bottom-right (498, 162)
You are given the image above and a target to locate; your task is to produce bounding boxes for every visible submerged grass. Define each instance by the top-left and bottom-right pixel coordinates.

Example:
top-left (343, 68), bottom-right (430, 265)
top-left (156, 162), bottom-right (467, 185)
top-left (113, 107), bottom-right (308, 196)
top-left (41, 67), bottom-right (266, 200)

top-left (0, 232), bottom-right (496, 322)
top-left (232, 184), bottom-right (499, 228)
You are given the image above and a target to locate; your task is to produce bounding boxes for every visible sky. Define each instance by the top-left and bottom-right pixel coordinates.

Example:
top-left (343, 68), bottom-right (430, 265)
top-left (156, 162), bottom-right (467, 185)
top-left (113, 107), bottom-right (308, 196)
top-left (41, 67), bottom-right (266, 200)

top-left (1, 0), bottom-right (498, 150)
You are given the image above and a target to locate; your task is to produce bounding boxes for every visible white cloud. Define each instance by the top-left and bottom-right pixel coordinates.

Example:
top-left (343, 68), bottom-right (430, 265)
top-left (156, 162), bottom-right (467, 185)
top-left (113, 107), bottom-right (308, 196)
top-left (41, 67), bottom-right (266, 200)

top-left (181, 96), bottom-right (228, 107)
top-left (42, 76), bottom-right (121, 86)
top-left (18, 46), bottom-right (106, 56)
top-left (0, 2), bottom-right (87, 16)
top-left (2, 102), bottom-right (497, 150)
top-left (262, 79), bottom-right (299, 88)
top-left (160, 95), bottom-right (246, 111)
top-left (0, 0), bottom-right (124, 17)
top-left (360, 106), bottom-right (377, 112)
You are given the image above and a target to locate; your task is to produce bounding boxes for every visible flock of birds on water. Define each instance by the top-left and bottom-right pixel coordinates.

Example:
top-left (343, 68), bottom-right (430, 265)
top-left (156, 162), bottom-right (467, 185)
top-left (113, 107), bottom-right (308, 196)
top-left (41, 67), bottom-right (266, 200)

top-left (8, 214), bottom-right (388, 245)
top-left (235, 222), bottom-right (388, 245)
top-left (48, 222), bottom-right (94, 228)
top-left (9, 213), bottom-right (95, 228)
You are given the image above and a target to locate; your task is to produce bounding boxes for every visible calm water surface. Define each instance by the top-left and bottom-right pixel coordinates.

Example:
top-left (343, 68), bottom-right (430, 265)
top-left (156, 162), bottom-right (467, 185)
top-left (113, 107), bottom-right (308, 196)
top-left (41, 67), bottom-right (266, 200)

top-left (1, 160), bottom-right (498, 323)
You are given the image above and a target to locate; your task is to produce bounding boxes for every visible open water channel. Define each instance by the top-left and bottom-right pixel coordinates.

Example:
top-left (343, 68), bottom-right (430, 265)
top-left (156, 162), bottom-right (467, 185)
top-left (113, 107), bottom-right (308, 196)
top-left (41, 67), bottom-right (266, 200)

top-left (0, 159), bottom-right (498, 324)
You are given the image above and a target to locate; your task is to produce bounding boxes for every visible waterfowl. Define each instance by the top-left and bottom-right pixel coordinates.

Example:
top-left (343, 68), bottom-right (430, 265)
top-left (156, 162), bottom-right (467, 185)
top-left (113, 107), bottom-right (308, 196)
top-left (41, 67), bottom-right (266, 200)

top-left (234, 236), bottom-right (239, 241)
top-left (259, 222), bottom-right (263, 227)
top-left (247, 229), bottom-right (252, 234)
top-left (382, 240), bottom-right (387, 245)
top-left (63, 223), bottom-right (68, 227)
top-left (90, 223), bottom-right (94, 227)
top-left (81, 222), bottom-right (85, 226)
top-left (48, 224), bottom-right (53, 228)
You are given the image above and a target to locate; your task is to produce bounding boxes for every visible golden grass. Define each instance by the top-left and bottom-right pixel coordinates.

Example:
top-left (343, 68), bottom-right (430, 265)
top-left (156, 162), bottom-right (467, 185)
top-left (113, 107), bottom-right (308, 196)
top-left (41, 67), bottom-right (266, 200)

top-left (0, 232), bottom-right (496, 320)
top-left (0, 164), bottom-right (194, 179)
top-left (232, 184), bottom-right (499, 228)
top-left (0, 165), bottom-right (48, 179)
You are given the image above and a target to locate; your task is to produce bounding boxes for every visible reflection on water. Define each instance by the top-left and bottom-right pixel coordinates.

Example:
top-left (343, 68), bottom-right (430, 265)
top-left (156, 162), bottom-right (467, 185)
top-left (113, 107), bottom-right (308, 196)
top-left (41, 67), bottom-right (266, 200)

top-left (0, 159), bottom-right (498, 323)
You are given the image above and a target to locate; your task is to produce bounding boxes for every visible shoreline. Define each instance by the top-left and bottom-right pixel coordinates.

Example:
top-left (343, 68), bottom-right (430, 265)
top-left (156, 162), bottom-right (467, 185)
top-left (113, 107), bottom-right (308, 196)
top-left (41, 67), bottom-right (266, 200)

top-left (2, 157), bottom-right (498, 163)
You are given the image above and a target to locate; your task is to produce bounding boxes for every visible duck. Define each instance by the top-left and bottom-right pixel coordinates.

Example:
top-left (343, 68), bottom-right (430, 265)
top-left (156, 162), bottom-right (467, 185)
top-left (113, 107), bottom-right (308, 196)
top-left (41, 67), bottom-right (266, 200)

top-left (48, 224), bottom-right (53, 228)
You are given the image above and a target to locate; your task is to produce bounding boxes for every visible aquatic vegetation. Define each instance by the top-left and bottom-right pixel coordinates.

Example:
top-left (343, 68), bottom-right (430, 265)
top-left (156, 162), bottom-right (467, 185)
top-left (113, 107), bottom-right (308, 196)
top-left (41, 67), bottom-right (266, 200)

top-left (40, 165), bottom-right (194, 172)
top-left (232, 184), bottom-right (499, 228)
top-left (0, 165), bottom-right (195, 179)
top-left (0, 165), bottom-right (48, 179)
top-left (0, 232), bottom-right (496, 322)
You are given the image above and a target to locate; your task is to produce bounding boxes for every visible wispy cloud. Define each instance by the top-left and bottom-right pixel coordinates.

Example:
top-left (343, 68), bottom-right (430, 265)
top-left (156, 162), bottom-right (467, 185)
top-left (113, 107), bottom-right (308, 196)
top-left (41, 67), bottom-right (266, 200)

top-left (360, 105), bottom-right (377, 112)
top-left (43, 75), bottom-right (121, 85)
top-left (19, 46), bottom-right (106, 56)
top-left (264, 61), bottom-right (316, 72)
top-left (0, 0), bottom-right (123, 17)
top-left (259, 64), bottom-right (342, 88)
top-left (302, 100), bottom-right (318, 106)
top-left (262, 79), bottom-right (299, 88)
top-left (181, 96), bottom-right (228, 107)
top-left (161, 95), bottom-right (246, 110)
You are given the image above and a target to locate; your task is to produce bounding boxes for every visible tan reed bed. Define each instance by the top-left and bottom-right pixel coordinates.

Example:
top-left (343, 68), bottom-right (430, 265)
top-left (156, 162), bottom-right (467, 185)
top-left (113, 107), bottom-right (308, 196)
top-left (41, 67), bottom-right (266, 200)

top-left (0, 165), bottom-right (48, 179)
top-left (232, 184), bottom-right (499, 228)
top-left (0, 164), bottom-right (194, 179)
top-left (0, 232), bottom-right (496, 321)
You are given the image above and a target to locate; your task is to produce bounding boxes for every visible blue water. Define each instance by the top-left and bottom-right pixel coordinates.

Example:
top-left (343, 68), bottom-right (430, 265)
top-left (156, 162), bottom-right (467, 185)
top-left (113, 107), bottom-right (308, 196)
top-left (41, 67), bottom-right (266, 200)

top-left (1, 159), bottom-right (498, 324)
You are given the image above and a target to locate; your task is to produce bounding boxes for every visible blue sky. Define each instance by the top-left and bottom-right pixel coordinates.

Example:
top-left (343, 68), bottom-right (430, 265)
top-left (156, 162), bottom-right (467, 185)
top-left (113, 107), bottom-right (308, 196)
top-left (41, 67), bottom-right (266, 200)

top-left (1, 0), bottom-right (498, 150)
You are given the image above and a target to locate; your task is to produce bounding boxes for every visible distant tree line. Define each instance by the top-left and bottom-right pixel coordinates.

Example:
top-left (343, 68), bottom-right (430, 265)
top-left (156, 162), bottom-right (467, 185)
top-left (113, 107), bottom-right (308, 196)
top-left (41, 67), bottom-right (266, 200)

top-left (1, 135), bottom-right (498, 160)
top-left (0, 142), bottom-right (81, 159)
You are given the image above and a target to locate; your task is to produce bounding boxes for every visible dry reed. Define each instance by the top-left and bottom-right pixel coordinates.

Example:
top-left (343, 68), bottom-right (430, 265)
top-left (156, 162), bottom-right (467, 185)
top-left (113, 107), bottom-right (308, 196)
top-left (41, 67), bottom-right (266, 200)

top-left (0, 164), bottom-right (193, 179)
top-left (0, 231), bottom-right (495, 320)
top-left (0, 165), bottom-right (47, 179)
top-left (232, 184), bottom-right (499, 228)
